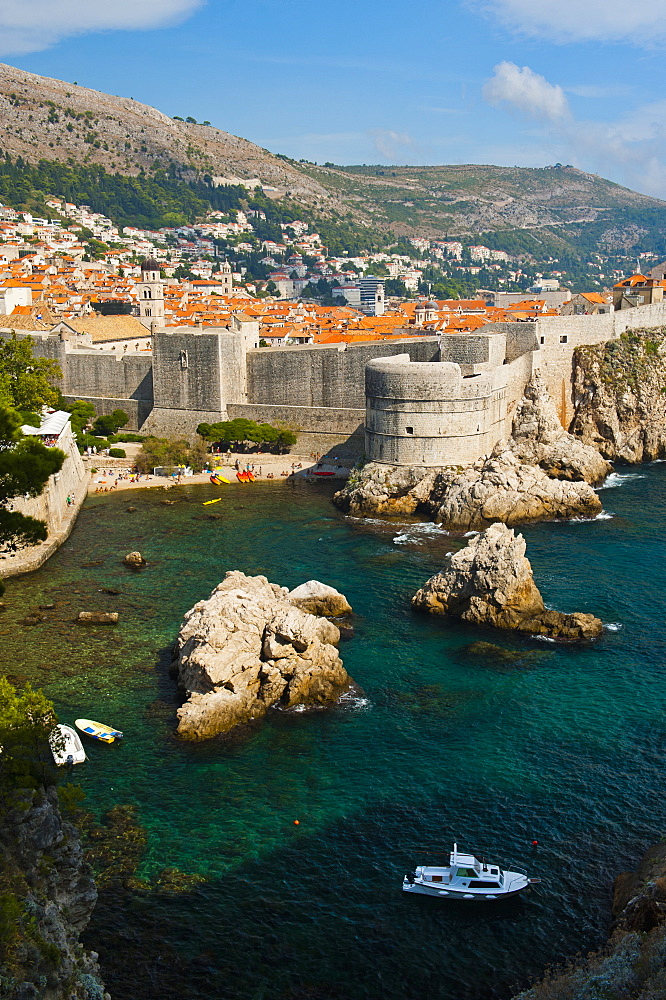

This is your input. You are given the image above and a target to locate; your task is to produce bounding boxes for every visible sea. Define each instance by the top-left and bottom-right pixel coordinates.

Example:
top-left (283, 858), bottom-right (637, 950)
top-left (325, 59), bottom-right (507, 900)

top-left (4, 464), bottom-right (666, 1000)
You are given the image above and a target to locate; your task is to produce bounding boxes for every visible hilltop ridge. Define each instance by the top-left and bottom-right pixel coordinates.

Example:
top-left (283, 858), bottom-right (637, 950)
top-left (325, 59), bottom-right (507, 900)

top-left (1, 61), bottom-right (665, 250)
top-left (0, 62), bottom-right (327, 202)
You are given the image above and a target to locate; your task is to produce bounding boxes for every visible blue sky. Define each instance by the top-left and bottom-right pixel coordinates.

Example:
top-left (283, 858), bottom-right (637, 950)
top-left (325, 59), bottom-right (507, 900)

top-left (1, 0), bottom-right (665, 198)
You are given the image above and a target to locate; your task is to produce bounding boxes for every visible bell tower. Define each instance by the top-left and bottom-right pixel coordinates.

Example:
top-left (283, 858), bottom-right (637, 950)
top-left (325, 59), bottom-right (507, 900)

top-left (137, 257), bottom-right (164, 327)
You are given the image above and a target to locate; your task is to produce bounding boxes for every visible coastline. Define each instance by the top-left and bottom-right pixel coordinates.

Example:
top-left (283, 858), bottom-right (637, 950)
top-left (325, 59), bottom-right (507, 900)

top-left (86, 452), bottom-right (352, 494)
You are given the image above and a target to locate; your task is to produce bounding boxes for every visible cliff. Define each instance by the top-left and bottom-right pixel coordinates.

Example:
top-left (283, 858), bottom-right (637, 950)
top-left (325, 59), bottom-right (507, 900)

top-left (334, 376), bottom-right (608, 527)
top-left (0, 786), bottom-right (106, 1000)
top-left (571, 327), bottom-right (666, 462)
top-left (173, 572), bottom-right (354, 739)
top-left (514, 842), bottom-right (666, 1000)
top-left (412, 523), bottom-right (602, 639)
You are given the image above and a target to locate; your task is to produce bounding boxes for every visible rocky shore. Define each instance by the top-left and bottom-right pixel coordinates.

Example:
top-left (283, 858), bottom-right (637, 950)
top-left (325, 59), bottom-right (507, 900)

top-left (173, 572), bottom-right (354, 739)
top-left (334, 375), bottom-right (609, 528)
top-left (514, 842), bottom-right (666, 999)
top-left (0, 787), bottom-right (106, 1000)
top-left (412, 522), bottom-right (603, 639)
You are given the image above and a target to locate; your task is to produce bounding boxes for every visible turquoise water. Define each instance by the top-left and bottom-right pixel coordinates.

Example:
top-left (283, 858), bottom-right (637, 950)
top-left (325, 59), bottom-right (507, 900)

top-left (4, 467), bottom-right (666, 999)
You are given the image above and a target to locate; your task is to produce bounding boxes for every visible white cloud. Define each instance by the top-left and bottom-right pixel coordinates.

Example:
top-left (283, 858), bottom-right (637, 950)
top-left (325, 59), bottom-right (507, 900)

top-left (483, 62), bottom-right (571, 121)
top-left (0, 0), bottom-right (203, 55)
top-left (475, 0), bottom-right (666, 46)
top-left (369, 128), bottom-right (416, 162)
top-left (483, 61), bottom-right (666, 198)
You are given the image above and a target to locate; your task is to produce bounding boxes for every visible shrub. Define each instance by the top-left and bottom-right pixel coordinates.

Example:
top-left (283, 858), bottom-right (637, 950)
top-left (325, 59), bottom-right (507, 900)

top-left (108, 448), bottom-right (126, 458)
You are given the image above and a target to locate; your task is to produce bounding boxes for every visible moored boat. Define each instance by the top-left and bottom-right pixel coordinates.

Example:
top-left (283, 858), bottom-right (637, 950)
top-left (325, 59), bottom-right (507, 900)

top-left (49, 724), bottom-right (87, 765)
top-left (403, 843), bottom-right (540, 901)
top-left (75, 718), bottom-right (123, 744)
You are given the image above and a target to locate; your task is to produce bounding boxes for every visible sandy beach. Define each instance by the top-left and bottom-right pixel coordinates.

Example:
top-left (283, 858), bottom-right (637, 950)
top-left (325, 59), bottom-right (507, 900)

top-left (86, 449), bottom-right (352, 494)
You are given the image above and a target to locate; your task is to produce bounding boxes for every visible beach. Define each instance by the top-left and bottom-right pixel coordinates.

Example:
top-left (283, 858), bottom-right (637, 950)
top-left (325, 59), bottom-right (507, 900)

top-left (85, 448), bottom-right (352, 493)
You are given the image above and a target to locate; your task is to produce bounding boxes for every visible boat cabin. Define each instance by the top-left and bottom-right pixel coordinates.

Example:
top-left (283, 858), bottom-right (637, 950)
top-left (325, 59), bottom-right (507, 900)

top-left (420, 846), bottom-right (503, 889)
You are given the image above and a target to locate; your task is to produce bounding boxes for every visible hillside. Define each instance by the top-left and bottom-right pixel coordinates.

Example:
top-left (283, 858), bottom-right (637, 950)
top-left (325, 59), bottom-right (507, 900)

top-left (295, 162), bottom-right (666, 236)
top-left (0, 62), bottom-right (327, 203)
top-left (1, 60), bottom-right (666, 259)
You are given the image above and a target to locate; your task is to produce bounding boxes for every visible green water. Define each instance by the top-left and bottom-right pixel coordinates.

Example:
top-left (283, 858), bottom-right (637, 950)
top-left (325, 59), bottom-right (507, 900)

top-left (4, 468), bottom-right (666, 1000)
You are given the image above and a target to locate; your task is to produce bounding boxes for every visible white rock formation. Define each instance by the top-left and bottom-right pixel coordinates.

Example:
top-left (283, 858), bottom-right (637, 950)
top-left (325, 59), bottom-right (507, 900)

top-left (174, 571), bottom-right (353, 739)
top-left (288, 580), bottom-right (352, 617)
top-left (412, 523), bottom-right (603, 639)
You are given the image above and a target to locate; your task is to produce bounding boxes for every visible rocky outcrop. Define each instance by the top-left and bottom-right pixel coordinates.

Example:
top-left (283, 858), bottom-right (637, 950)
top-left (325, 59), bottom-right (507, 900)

top-left (173, 571), bottom-right (354, 739)
top-left (424, 450), bottom-right (602, 530)
top-left (509, 372), bottom-right (611, 483)
top-left (513, 842), bottom-right (666, 1000)
top-left (571, 327), bottom-right (666, 462)
top-left (0, 786), bottom-right (106, 1000)
top-left (288, 580), bottom-right (353, 617)
top-left (412, 523), bottom-right (603, 639)
top-left (334, 377), bottom-right (607, 527)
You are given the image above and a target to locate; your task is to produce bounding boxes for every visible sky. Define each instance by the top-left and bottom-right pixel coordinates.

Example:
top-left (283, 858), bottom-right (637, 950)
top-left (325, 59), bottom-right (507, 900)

top-left (0, 0), bottom-right (665, 198)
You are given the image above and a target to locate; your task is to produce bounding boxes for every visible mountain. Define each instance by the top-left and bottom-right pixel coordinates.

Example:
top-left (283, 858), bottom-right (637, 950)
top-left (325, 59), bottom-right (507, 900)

top-left (0, 62), bottom-right (327, 203)
top-left (1, 61), bottom-right (665, 250)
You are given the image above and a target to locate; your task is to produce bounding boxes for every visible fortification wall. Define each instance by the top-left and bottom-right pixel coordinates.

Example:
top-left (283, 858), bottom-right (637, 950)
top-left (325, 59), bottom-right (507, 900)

top-left (246, 338), bottom-right (440, 409)
top-left (151, 328), bottom-right (246, 415)
top-left (365, 355), bottom-right (508, 467)
top-left (227, 402), bottom-right (365, 458)
top-left (0, 424), bottom-right (89, 579)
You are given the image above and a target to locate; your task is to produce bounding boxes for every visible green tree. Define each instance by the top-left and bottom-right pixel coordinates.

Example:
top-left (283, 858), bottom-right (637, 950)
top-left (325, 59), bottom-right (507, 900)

top-left (65, 400), bottom-right (96, 437)
top-left (0, 407), bottom-right (65, 556)
top-left (0, 676), bottom-right (59, 795)
top-left (135, 436), bottom-right (209, 474)
top-left (0, 333), bottom-right (61, 411)
top-left (92, 409), bottom-right (129, 437)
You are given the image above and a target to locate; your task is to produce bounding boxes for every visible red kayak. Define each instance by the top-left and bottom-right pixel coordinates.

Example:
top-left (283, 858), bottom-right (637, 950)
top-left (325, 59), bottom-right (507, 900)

top-left (314, 471), bottom-right (335, 477)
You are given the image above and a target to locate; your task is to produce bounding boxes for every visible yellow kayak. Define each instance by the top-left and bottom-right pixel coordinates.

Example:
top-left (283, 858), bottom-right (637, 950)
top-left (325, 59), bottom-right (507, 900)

top-left (203, 497), bottom-right (223, 506)
top-left (75, 718), bottom-right (123, 744)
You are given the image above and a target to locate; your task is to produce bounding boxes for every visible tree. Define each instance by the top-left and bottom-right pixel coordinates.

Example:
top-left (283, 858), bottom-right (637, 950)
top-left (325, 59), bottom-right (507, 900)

top-left (0, 332), bottom-right (61, 411)
top-left (135, 436), bottom-right (209, 474)
top-left (0, 406), bottom-right (65, 555)
top-left (196, 418), bottom-right (297, 453)
top-left (65, 400), bottom-right (96, 437)
top-left (0, 676), bottom-right (59, 796)
top-left (92, 409), bottom-right (129, 437)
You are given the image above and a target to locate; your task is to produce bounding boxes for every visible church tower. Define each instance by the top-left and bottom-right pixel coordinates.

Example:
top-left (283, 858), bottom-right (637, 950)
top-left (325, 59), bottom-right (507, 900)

top-left (137, 258), bottom-right (165, 328)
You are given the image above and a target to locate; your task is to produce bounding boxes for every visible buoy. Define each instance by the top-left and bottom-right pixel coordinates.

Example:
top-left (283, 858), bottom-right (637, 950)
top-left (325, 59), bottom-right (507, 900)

top-left (531, 840), bottom-right (538, 846)
top-left (293, 820), bottom-right (300, 826)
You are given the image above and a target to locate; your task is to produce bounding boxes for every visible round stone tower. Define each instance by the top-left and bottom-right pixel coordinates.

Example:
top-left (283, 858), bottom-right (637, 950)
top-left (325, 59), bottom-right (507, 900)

top-left (365, 354), bottom-right (506, 467)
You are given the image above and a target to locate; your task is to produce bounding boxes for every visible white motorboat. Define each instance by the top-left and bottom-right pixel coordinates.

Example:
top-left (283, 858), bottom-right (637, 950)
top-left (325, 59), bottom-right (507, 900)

top-left (49, 724), bottom-right (87, 766)
top-left (402, 843), bottom-right (539, 901)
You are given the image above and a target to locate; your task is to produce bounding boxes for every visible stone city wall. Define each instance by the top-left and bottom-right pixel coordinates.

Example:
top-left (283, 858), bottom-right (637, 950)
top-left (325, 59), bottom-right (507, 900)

top-left (246, 338), bottom-right (440, 409)
top-left (0, 424), bottom-right (89, 579)
top-left (227, 402), bottom-right (365, 458)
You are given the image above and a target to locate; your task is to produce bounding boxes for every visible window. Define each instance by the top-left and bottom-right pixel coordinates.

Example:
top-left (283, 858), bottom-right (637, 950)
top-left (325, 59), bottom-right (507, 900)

top-left (179, 350), bottom-right (189, 370)
top-left (405, 426), bottom-right (413, 434)
top-left (540, 336), bottom-right (545, 345)
top-left (143, 289), bottom-right (151, 299)
top-left (468, 880), bottom-right (500, 888)
top-left (455, 867), bottom-right (477, 878)
top-left (560, 335), bottom-right (568, 344)
top-left (145, 308), bottom-right (151, 316)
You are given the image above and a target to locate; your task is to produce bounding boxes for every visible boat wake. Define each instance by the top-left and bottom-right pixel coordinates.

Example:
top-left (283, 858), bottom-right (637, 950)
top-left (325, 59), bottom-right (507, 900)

top-left (604, 622), bottom-right (623, 632)
top-left (569, 511), bottom-right (613, 522)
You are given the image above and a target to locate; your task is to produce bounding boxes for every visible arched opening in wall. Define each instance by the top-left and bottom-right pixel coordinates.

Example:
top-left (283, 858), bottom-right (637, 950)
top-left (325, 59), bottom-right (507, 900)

top-left (143, 289), bottom-right (152, 299)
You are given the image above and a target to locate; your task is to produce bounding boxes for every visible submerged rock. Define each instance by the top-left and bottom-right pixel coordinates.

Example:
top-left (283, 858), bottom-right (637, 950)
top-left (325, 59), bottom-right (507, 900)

top-left (412, 523), bottom-right (602, 639)
top-left (77, 611), bottom-right (119, 625)
top-left (288, 580), bottom-right (352, 617)
top-left (123, 551), bottom-right (146, 568)
top-left (173, 571), bottom-right (354, 739)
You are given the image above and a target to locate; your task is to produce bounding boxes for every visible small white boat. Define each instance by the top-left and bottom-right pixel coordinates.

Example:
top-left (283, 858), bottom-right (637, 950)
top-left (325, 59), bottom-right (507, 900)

top-left (402, 843), bottom-right (540, 901)
top-left (49, 724), bottom-right (87, 766)
top-left (75, 718), bottom-right (123, 743)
